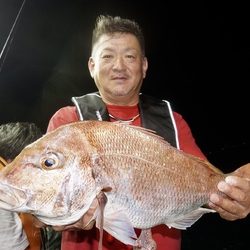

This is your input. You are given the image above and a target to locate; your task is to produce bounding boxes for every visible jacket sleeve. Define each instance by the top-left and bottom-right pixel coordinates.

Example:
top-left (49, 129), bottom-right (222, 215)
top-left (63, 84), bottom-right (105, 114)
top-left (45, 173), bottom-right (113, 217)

top-left (173, 112), bottom-right (206, 159)
top-left (47, 106), bottom-right (79, 132)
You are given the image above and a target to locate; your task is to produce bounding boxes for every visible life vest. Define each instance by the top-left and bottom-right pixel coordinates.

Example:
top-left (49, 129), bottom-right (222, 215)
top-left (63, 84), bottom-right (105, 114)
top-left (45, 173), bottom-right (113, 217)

top-left (72, 92), bottom-right (179, 148)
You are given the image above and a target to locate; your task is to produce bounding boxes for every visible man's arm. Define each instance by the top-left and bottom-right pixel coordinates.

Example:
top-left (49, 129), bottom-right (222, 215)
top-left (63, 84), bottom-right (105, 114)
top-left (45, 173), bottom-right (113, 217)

top-left (47, 106), bottom-right (79, 132)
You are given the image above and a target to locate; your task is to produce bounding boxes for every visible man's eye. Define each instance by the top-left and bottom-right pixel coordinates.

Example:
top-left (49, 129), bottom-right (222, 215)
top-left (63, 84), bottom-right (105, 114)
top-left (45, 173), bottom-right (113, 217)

top-left (102, 55), bottom-right (113, 59)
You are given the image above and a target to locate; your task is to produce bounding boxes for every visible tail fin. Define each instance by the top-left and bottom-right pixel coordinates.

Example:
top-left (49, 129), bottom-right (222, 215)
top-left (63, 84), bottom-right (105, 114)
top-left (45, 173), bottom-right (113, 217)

top-left (230, 163), bottom-right (250, 181)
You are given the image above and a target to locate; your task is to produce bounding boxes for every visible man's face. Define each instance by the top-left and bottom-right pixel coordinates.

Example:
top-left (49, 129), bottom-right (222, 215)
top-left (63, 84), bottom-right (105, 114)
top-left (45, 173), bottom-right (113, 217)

top-left (88, 33), bottom-right (148, 105)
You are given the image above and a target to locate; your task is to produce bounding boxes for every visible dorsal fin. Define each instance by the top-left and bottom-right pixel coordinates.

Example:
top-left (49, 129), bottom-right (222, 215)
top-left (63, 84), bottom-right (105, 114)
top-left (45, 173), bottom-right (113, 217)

top-left (112, 121), bottom-right (170, 144)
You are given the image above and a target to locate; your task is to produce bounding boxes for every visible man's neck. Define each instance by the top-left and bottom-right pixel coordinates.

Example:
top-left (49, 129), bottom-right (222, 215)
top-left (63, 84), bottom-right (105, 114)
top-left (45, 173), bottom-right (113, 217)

top-left (100, 93), bottom-right (139, 106)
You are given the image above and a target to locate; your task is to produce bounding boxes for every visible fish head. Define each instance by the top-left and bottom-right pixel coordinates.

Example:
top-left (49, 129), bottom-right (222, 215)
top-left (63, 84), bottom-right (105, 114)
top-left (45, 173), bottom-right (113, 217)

top-left (0, 124), bottom-right (97, 226)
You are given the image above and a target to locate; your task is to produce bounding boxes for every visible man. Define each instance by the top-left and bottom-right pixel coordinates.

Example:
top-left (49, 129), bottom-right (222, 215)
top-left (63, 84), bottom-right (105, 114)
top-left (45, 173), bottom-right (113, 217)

top-left (0, 122), bottom-right (43, 250)
top-left (45, 15), bottom-right (250, 249)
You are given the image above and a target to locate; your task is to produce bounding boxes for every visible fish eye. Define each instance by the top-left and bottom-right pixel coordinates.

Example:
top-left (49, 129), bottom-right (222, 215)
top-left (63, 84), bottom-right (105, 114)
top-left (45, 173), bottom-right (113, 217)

top-left (44, 158), bottom-right (56, 167)
top-left (40, 153), bottom-right (60, 170)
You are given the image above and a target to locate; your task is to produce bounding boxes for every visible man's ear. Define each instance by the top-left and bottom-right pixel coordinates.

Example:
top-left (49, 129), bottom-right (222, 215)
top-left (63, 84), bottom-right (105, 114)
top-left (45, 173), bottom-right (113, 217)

top-left (142, 57), bottom-right (148, 78)
top-left (88, 57), bottom-right (95, 78)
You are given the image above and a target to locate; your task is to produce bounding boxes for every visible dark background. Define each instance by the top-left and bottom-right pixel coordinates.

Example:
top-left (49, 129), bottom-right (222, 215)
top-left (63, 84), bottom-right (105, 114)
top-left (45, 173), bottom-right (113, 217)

top-left (0, 1), bottom-right (249, 249)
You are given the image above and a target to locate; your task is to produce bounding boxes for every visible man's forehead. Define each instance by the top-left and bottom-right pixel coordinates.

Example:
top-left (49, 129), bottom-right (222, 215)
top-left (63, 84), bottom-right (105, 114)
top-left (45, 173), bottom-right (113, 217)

top-left (92, 33), bottom-right (140, 56)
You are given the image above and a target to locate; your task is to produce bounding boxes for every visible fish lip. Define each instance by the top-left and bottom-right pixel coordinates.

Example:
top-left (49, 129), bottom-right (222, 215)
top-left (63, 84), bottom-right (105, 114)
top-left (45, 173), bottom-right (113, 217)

top-left (0, 182), bottom-right (28, 210)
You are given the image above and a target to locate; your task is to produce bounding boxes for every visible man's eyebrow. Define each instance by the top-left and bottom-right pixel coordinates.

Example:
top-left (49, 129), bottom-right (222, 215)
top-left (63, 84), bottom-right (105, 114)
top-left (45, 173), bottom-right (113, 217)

top-left (100, 48), bottom-right (115, 52)
top-left (101, 47), bottom-right (138, 53)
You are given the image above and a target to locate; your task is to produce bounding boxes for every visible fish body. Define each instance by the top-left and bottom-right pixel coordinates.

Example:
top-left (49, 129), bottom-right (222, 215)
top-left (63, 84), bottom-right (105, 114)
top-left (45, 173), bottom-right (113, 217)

top-left (0, 121), bottom-right (227, 247)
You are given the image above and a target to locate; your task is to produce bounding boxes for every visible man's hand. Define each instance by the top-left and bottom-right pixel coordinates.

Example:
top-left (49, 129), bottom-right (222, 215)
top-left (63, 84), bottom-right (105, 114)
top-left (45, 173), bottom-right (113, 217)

top-left (209, 163), bottom-right (250, 221)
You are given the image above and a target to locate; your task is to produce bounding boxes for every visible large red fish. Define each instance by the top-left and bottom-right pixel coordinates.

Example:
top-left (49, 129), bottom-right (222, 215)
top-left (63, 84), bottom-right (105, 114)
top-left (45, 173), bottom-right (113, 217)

top-left (0, 121), bottom-right (246, 249)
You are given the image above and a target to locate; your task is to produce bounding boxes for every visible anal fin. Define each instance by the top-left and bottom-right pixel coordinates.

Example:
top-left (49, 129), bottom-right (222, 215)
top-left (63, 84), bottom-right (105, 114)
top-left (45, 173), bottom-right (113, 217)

top-left (166, 207), bottom-right (215, 230)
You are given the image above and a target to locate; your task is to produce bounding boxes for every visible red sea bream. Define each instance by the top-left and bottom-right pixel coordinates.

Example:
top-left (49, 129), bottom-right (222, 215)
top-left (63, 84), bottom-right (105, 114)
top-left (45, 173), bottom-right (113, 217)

top-left (0, 121), bottom-right (243, 249)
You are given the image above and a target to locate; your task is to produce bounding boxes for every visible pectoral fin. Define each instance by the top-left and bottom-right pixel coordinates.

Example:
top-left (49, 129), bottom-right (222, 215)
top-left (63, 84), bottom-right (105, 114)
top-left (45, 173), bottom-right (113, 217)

top-left (96, 207), bottom-right (137, 246)
top-left (167, 207), bottom-right (215, 230)
top-left (91, 154), bottom-right (136, 246)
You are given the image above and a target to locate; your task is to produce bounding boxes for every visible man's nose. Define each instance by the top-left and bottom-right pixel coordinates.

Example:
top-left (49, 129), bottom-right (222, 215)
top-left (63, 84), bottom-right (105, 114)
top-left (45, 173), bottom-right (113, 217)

top-left (112, 57), bottom-right (125, 70)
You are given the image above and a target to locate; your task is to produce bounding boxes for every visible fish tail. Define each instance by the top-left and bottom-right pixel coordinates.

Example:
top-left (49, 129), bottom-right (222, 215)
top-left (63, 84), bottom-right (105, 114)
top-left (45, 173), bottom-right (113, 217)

top-left (230, 163), bottom-right (250, 180)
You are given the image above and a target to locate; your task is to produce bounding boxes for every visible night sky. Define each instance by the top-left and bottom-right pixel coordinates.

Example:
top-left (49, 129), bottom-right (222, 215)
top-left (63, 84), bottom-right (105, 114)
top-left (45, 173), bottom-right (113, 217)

top-left (0, 1), bottom-right (249, 249)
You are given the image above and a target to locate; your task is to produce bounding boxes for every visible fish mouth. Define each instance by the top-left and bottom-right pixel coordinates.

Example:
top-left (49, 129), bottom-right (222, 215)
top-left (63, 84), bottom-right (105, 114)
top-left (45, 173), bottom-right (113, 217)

top-left (0, 182), bottom-right (28, 211)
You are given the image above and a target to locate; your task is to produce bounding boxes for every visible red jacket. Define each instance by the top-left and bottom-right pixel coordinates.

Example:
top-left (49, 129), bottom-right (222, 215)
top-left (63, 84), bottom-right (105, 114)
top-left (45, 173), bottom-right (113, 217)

top-left (47, 106), bottom-right (205, 250)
